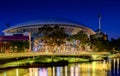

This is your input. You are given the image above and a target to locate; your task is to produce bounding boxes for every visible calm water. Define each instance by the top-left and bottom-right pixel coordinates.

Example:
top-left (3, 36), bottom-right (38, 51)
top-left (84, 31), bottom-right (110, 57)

top-left (0, 58), bottom-right (120, 76)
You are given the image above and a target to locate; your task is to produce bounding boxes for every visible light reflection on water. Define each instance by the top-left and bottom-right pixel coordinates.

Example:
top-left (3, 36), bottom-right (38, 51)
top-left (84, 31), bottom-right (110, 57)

top-left (0, 58), bottom-right (120, 76)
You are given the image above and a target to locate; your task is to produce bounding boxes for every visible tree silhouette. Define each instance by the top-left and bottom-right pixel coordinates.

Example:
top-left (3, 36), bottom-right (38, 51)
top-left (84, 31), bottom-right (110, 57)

top-left (38, 25), bottom-right (68, 52)
top-left (69, 30), bottom-right (89, 51)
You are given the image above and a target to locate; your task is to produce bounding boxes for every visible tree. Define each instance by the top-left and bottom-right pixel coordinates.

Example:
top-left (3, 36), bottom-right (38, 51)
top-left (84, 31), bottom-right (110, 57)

top-left (76, 31), bottom-right (88, 45)
top-left (10, 41), bottom-right (29, 52)
top-left (90, 36), bottom-right (109, 52)
top-left (69, 31), bottom-right (89, 51)
top-left (50, 25), bottom-right (68, 46)
top-left (109, 38), bottom-right (120, 53)
top-left (38, 25), bottom-right (68, 52)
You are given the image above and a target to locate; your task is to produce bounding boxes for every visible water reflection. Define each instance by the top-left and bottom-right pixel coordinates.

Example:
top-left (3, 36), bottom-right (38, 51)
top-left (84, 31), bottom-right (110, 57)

top-left (109, 58), bottom-right (120, 76)
top-left (0, 58), bottom-right (120, 76)
top-left (39, 68), bottom-right (47, 76)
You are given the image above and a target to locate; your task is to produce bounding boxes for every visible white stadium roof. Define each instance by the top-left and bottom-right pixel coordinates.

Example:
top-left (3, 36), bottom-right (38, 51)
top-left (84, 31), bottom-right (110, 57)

top-left (3, 18), bottom-right (95, 35)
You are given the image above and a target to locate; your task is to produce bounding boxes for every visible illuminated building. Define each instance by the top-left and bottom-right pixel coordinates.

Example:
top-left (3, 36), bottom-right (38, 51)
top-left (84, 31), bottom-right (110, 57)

top-left (2, 18), bottom-right (95, 52)
top-left (0, 35), bottom-right (29, 53)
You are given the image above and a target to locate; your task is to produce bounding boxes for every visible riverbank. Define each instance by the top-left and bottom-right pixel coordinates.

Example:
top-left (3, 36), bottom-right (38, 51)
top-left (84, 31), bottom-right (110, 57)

top-left (0, 52), bottom-right (118, 70)
top-left (0, 56), bottom-right (90, 69)
top-left (0, 60), bottom-right (69, 70)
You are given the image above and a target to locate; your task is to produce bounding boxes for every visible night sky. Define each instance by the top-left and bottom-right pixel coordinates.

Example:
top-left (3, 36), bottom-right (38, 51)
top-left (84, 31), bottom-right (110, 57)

top-left (0, 0), bottom-right (120, 39)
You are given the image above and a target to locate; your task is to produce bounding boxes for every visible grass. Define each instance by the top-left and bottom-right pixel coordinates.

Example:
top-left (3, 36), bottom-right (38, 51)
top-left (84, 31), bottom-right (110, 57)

top-left (0, 56), bottom-right (90, 68)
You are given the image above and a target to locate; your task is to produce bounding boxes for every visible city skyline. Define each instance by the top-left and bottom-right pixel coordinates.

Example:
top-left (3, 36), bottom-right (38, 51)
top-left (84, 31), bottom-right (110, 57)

top-left (0, 0), bottom-right (120, 39)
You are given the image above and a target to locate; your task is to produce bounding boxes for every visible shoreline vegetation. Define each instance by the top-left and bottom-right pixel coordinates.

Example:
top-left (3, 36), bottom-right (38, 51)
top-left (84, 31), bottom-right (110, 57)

top-left (0, 57), bottom-right (89, 69)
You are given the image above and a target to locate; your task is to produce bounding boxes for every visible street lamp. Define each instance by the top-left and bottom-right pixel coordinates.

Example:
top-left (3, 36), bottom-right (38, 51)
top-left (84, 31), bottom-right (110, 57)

top-left (4, 41), bottom-right (6, 53)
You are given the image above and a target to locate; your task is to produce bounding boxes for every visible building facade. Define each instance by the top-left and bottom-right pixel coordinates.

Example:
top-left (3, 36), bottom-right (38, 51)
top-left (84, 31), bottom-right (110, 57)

top-left (2, 18), bottom-right (95, 52)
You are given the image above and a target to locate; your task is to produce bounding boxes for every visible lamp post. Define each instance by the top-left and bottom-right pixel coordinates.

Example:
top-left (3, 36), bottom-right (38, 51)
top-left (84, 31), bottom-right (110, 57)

top-left (4, 41), bottom-right (6, 53)
top-left (28, 32), bottom-right (31, 52)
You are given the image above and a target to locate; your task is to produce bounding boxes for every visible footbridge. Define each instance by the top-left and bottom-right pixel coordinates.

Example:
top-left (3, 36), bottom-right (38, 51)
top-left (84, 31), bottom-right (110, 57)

top-left (0, 52), bottom-right (111, 59)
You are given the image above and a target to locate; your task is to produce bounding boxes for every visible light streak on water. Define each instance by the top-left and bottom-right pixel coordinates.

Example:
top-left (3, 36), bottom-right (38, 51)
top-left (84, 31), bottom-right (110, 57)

top-left (117, 58), bottom-right (119, 74)
top-left (65, 66), bottom-right (68, 76)
top-left (92, 61), bottom-right (96, 76)
top-left (16, 68), bottom-right (19, 76)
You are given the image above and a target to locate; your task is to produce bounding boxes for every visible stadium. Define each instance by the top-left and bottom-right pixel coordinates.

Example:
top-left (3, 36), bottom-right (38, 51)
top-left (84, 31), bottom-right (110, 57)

top-left (2, 18), bottom-right (95, 52)
top-left (3, 18), bottom-right (95, 35)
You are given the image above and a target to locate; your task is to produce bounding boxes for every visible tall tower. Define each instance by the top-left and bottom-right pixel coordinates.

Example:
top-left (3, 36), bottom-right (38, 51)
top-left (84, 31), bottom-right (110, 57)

top-left (98, 14), bottom-right (102, 33)
top-left (93, 14), bottom-right (108, 40)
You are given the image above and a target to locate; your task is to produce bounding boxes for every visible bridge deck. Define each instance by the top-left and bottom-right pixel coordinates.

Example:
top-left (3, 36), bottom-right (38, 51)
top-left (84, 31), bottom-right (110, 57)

top-left (0, 52), bottom-right (111, 59)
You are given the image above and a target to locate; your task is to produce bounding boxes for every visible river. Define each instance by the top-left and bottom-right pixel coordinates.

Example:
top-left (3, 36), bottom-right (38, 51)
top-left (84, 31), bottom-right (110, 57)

top-left (0, 58), bottom-right (120, 76)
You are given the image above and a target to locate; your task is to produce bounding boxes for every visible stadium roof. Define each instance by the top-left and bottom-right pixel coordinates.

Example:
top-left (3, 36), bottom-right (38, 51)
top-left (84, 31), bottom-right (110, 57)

top-left (3, 18), bottom-right (95, 35)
